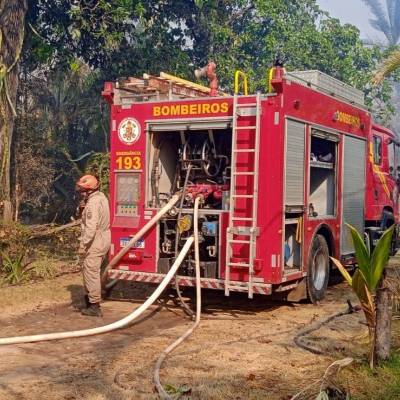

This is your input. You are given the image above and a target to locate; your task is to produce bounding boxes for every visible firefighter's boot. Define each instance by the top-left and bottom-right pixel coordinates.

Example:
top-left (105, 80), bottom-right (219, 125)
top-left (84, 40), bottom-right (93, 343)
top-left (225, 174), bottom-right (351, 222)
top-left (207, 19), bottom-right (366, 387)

top-left (81, 303), bottom-right (102, 317)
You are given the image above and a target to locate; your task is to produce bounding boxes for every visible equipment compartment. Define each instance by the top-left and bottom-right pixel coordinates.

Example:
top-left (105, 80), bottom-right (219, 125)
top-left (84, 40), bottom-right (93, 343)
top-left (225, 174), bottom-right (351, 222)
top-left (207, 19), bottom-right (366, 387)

top-left (148, 128), bottom-right (232, 209)
top-left (309, 134), bottom-right (337, 217)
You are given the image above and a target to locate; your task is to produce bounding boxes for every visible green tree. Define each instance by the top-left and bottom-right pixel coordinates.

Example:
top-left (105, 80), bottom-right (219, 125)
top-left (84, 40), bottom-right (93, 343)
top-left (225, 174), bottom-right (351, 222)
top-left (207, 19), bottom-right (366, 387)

top-left (0, 0), bottom-right (140, 221)
top-left (148, 1), bottom-right (391, 121)
top-left (0, 1), bottom-right (28, 221)
top-left (2, 0), bottom-right (397, 222)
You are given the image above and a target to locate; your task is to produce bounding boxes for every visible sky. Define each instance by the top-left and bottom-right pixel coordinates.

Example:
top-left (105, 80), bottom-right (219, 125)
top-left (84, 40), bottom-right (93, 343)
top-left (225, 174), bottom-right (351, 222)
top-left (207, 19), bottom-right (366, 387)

top-left (316, 0), bottom-right (387, 43)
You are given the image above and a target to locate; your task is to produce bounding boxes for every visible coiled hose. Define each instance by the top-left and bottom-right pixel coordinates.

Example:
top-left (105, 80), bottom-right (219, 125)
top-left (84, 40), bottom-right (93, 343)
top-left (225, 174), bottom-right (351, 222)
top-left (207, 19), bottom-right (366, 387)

top-left (154, 196), bottom-right (202, 399)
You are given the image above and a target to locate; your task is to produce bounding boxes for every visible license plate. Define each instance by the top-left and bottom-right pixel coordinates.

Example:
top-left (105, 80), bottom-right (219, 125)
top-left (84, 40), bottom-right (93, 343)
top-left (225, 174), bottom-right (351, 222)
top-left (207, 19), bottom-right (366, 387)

top-left (120, 237), bottom-right (145, 248)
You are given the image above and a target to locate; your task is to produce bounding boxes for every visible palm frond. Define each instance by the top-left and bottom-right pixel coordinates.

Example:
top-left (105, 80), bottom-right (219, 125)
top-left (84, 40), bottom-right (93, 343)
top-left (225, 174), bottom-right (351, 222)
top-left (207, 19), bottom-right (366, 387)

top-left (373, 49), bottom-right (400, 84)
top-left (363, 0), bottom-right (393, 42)
top-left (393, 0), bottom-right (400, 43)
top-left (387, 0), bottom-right (396, 37)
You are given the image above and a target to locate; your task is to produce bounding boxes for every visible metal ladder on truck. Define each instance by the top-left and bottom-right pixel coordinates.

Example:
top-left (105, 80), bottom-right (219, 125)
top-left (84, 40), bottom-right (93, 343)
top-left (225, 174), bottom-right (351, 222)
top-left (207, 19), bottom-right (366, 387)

top-left (225, 92), bottom-right (261, 299)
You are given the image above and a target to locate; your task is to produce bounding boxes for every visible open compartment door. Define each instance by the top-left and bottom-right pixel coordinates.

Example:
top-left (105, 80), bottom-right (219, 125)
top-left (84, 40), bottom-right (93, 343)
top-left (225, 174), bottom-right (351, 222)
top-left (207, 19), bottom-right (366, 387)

top-left (341, 135), bottom-right (366, 255)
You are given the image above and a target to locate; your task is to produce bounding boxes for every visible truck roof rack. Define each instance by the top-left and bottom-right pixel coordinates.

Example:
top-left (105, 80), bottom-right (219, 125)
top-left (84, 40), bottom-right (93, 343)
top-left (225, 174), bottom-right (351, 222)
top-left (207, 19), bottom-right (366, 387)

top-left (114, 72), bottom-right (225, 105)
top-left (285, 70), bottom-right (365, 108)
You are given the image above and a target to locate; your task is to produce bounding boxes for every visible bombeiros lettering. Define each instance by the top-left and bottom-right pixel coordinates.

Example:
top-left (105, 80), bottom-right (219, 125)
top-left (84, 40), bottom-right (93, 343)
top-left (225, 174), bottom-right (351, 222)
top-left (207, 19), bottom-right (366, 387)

top-left (333, 110), bottom-right (361, 128)
top-left (153, 102), bottom-right (229, 117)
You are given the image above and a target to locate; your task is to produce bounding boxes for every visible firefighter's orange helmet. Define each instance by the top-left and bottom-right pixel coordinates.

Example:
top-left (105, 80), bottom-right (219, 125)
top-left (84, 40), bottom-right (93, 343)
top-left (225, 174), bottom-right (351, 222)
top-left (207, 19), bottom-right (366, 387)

top-left (76, 175), bottom-right (99, 192)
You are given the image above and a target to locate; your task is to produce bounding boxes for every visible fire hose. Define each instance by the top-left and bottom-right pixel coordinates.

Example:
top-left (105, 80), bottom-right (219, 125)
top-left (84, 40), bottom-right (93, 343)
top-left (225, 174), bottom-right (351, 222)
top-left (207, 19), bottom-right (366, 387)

top-left (0, 192), bottom-right (203, 400)
top-left (154, 196), bottom-right (202, 399)
top-left (0, 193), bottom-right (195, 346)
top-left (173, 164), bottom-right (195, 318)
top-left (0, 237), bottom-right (194, 345)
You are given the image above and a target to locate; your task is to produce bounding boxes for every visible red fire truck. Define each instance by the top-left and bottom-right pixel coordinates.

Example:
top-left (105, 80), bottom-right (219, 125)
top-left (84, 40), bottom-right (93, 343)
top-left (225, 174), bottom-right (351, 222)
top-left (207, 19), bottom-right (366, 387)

top-left (102, 66), bottom-right (399, 303)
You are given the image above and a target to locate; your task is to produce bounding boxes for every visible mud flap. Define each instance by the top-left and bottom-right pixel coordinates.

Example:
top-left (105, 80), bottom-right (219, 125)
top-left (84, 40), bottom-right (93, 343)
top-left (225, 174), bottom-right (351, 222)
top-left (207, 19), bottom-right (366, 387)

top-left (286, 278), bottom-right (307, 302)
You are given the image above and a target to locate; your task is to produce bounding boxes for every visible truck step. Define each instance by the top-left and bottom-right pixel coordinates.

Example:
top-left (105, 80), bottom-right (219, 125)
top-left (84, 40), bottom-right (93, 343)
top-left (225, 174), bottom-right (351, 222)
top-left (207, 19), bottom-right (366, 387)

top-left (233, 148), bottom-right (255, 153)
top-left (226, 285), bottom-right (249, 292)
top-left (228, 262), bottom-right (250, 267)
top-left (235, 126), bottom-right (256, 130)
top-left (236, 103), bottom-right (257, 107)
top-left (233, 171), bottom-right (255, 176)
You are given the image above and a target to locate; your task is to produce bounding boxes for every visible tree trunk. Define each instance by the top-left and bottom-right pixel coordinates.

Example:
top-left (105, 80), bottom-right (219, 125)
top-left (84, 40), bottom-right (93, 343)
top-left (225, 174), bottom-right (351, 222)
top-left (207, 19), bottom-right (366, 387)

top-left (373, 270), bottom-right (392, 365)
top-left (0, 0), bottom-right (27, 221)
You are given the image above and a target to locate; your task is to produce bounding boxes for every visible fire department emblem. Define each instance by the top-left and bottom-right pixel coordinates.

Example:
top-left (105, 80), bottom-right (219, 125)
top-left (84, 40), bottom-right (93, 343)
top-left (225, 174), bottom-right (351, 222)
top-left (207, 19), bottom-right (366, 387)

top-left (118, 118), bottom-right (140, 145)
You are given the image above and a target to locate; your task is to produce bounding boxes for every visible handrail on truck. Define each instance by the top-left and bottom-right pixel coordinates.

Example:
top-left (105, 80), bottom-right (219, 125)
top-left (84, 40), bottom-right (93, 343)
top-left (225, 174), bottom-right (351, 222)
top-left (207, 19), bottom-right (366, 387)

top-left (234, 70), bottom-right (249, 95)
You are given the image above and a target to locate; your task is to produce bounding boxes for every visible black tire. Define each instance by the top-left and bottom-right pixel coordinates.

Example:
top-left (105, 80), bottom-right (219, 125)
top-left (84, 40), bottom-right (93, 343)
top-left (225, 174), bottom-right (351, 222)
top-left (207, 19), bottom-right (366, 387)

top-left (382, 210), bottom-right (394, 229)
top-left (391, 225), bottom-right (399, 256)
top-left (306, 234), bottom-right (330, 304)
top-left (381, 211), bottom-right (397, 256)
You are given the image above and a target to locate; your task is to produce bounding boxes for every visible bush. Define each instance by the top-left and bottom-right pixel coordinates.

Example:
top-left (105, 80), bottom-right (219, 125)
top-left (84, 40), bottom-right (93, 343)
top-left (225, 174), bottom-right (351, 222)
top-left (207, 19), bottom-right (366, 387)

top-left (0, 222), bottom-right (32, 284)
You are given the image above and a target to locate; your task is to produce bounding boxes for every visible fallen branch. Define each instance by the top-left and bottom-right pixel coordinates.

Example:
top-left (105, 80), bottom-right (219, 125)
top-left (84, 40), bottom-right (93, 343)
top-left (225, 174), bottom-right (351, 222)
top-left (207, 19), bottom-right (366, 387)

top-left (290, 358), bottom-right (353, 400)
top-left (28, 220), bottom-right (80, 239)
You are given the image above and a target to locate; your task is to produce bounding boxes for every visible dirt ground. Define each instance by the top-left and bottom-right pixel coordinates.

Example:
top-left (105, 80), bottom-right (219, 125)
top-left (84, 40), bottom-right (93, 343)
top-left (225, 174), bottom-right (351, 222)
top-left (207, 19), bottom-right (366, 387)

top-left (0, 268), bottom-right (378, 400)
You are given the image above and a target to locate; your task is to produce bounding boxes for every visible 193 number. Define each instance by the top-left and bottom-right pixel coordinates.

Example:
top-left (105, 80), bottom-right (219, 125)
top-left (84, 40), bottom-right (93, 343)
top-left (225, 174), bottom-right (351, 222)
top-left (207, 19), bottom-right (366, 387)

top-left (116, 156), bottom-right (141, 170)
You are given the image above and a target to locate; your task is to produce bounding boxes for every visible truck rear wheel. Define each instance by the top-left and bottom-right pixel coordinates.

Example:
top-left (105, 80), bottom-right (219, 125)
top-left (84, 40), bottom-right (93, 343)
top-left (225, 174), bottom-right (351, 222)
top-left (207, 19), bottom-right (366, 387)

top-left (307, 234), bottom-right (330, 304)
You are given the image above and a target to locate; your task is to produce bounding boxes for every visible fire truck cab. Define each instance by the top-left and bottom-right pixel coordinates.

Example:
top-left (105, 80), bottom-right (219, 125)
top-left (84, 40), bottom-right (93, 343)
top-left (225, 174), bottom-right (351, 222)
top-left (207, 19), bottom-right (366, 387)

top-left (365, 124), bottom-right (400, 245)
top-left (102, 67), bottom-right (399, 302)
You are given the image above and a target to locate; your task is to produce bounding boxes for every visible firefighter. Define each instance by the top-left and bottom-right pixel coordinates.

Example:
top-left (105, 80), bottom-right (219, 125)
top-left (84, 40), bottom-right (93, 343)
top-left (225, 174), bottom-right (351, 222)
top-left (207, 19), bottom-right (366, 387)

top-left (76, 174), bottom-right (111, 317)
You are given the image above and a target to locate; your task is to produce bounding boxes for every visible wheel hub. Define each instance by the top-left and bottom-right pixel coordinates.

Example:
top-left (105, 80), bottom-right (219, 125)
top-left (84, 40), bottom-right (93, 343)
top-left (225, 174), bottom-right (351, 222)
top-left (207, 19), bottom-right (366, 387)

top-left (312, 246), bottom-right (326, 291)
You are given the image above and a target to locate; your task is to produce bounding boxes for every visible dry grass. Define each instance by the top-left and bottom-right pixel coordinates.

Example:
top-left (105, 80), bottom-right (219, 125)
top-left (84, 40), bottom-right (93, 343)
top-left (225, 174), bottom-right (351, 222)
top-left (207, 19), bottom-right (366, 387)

top-left (0, 267), bottom-right (398, 400)
top-left (0, 270), bottom-right (81, 318)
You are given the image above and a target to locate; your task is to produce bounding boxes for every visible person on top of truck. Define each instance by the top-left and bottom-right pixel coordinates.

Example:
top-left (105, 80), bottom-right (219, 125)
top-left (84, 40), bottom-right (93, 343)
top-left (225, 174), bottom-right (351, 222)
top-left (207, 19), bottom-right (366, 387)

top-left (76, 175), bottom-right (111, 317)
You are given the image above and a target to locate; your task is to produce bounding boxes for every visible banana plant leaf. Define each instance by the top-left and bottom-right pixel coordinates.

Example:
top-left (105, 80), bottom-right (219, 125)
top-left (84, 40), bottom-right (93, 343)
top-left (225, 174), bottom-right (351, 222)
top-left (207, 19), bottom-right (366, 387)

top-left (347, 223), bottom-right (371, 287)
top-left (353, 269), bottom-right (375, 329)
top-left (330, 257), bottom-right (352, 286)
top-left (369, 224), bottom-right (395, 291)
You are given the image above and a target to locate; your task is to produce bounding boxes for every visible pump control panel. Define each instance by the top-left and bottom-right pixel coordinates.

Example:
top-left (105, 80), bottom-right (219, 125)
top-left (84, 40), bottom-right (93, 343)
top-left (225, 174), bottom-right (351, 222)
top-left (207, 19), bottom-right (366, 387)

top-left (115, 172), bottom-right (140, 217)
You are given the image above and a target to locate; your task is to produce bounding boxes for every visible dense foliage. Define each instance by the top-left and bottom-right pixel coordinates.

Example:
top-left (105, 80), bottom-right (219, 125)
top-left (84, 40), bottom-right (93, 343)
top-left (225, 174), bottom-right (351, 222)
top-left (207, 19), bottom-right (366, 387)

top-left (2, 0), bottom-right (396, 222)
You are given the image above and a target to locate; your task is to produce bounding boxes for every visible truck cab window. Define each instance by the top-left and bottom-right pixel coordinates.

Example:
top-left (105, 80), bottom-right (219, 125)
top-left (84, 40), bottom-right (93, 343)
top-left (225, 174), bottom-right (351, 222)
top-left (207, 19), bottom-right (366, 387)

top-left (373, 136), bottom-right (382, 165)
top-left (397, 144), bottom-right (400, 173)
top-left (389, 141), bottom-right (395, 177)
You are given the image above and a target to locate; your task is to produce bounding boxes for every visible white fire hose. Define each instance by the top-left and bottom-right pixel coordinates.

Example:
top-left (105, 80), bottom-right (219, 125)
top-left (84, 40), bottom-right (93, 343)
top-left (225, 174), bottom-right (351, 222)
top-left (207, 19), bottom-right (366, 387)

top-left (0, 193), bottom-right (187, 346)
top-left (0, 192), bottom-right (203, 400)
top-left (0, 237), bottom-right (194, 345)
top-left (154, 196), bottom-right (202, 399)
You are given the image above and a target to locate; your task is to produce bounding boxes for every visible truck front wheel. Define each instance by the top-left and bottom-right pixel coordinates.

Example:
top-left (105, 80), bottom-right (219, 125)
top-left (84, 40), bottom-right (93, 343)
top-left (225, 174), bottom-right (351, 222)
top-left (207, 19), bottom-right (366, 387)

top-left (307, 234), bottom-right (330, 304)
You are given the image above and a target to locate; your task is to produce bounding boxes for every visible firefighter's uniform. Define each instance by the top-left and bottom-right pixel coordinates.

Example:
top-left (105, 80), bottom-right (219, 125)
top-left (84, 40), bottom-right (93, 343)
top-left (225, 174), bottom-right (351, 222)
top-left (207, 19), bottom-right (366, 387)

top-left (79, 190), bottom-right (111, 307)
